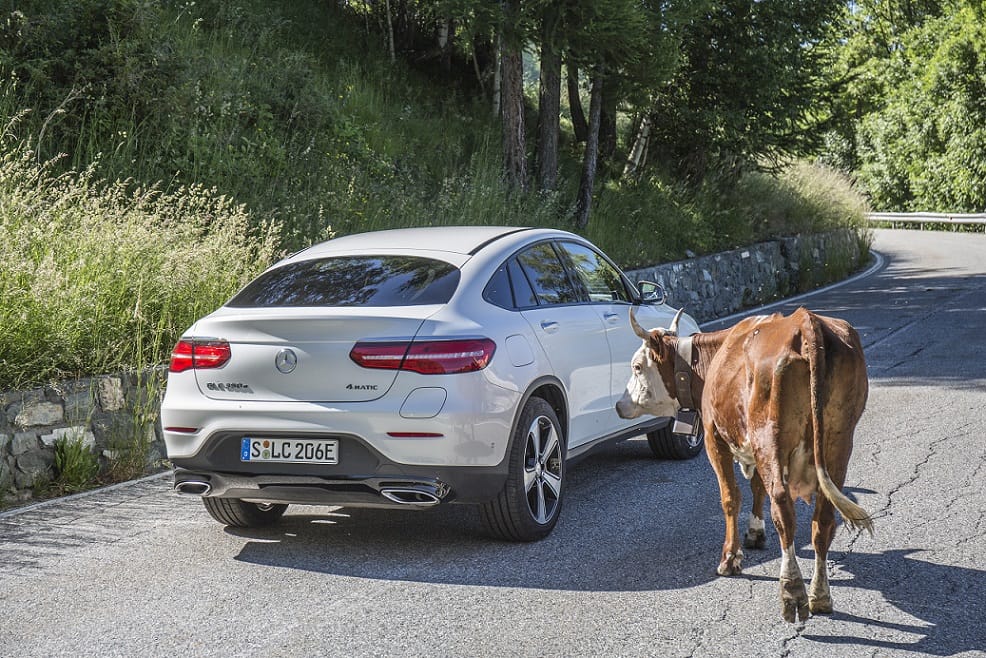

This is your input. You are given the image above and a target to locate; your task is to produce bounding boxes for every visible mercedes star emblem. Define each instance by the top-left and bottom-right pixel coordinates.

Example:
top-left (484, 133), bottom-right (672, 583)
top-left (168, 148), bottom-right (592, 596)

top-left (275, 348), bottom-right (298, 374)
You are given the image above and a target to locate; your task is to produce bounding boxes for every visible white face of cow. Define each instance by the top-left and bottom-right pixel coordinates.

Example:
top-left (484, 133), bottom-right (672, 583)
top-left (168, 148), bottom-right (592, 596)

top-left (615, 335), bottom-right (679, 420)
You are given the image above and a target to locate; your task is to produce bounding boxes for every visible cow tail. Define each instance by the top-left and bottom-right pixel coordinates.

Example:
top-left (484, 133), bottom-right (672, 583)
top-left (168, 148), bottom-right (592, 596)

top-left (805, 310), bottom-right (874, 536)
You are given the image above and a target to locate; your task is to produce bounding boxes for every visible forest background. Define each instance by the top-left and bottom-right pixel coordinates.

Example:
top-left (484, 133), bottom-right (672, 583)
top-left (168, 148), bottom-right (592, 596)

top-left (1, 0), bottom-right (983, 391)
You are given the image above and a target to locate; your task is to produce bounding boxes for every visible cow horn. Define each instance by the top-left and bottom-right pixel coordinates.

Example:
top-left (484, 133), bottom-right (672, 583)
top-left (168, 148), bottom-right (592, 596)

top-left (668, 308), bottom-right (684, 336)
top-left (629, 307), bottom-right (649, 340)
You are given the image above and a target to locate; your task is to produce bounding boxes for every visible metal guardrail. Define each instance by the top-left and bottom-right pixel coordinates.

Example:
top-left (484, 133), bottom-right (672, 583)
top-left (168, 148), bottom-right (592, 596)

top-left (866, 212), bottom-right (986, 231)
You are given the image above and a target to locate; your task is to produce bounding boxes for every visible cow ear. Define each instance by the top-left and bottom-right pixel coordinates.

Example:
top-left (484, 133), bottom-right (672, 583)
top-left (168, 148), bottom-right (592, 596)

top-left (648, 329), bottom-right (668, 355)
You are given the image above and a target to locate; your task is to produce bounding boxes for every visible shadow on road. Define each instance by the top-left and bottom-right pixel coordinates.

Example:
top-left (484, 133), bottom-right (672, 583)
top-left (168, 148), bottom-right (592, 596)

top-left (228, 440), bottom-right (866, 596)
top-left (228, 439), bottom-right (733, 593)
top-left (807, 549), bottom-right (986, 656)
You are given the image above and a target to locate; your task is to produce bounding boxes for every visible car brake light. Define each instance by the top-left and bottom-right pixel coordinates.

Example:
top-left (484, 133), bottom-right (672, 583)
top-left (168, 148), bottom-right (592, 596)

top-left (169, 339), bottom-right (232, 373)
top-left (350, 338), bottom-right (496, 375)
top-left (347, 342), bottom-right (410, 370)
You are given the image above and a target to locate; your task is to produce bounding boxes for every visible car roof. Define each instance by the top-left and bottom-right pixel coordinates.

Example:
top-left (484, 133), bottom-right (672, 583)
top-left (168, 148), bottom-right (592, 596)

top-left (298, 226), bottom-right (539, 258)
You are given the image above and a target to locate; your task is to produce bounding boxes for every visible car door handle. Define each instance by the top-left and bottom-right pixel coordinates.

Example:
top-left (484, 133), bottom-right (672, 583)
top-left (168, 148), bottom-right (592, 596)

top-left (540, 321), bottom-right (560, 334)
top-left (603, 313), bottom-right (621, 325)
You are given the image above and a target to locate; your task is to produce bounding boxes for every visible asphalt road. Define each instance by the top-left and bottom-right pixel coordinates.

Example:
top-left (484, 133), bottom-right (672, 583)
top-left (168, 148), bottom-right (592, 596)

top-left (2, 229), bottom-right (984, 658)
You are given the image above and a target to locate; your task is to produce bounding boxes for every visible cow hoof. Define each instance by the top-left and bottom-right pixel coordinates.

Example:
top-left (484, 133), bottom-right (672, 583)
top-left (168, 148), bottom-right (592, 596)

top-left (780, 578), bottom-right (809, 623)
top-left (809, 595), bottom-right (833, 615)
top-left (782, 599), bottom-right (810, 623)
top-left (717, 551), bottom-right (743, 576)
top-left (743, 528), bottom-right (766, 550)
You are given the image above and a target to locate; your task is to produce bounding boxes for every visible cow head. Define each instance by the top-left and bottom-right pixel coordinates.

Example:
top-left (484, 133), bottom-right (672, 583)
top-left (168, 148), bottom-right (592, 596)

top-left (614, 308), bottom-right (682, 420)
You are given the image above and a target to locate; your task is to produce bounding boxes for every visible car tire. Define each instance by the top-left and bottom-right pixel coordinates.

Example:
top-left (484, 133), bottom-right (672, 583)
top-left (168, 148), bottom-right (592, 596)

top-left (202, 497), bottom-right (288, 527)
top-left (647, 422), bottom-right (704, 460)
top-left (480, 397), bottom-right (565, 542)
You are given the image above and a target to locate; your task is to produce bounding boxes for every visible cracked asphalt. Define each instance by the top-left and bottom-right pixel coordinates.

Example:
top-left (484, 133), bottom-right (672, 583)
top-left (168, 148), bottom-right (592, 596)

top-left (1, 229), bottom-right (984, 657)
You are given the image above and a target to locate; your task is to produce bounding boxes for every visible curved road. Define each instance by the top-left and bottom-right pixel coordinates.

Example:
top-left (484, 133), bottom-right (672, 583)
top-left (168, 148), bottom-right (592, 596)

top-left (2, 229), bottom-right (984, 657)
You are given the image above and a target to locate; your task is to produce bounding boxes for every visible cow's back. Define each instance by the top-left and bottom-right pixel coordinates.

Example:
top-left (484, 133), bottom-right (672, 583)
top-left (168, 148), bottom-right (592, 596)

top-left (703, 308), bottom-right (868, 485)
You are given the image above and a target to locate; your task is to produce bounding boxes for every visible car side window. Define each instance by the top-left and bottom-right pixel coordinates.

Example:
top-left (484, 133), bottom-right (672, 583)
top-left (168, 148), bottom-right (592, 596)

top-left (557, 242), bottom-right (631, 303)
top-left (483, 263), bottom-right (513, 308)
top-left (508, 258), bottom-right (539, 308)
top-left (516, 243), bottom-right (581, 306)
top-left (483, 258), bottom-right (541, 310)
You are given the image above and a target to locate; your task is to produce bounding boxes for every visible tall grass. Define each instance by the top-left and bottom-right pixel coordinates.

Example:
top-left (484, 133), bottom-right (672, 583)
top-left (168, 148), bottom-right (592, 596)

top-left (580, 161), bottom-right (869, 269)
top-left (0, 138), bottom-right (280, 390)
top-left (731, 162), bottom-right (871, 238)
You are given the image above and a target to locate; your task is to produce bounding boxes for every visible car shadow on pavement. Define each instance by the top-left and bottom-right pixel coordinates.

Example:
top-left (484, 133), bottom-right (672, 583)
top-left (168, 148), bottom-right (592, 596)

top-left (222, 435), bottom-right (986, 655)
top-left (225, 438), bottom-right (875, 598)
top-left (226, 438), bottom-right (745, 593)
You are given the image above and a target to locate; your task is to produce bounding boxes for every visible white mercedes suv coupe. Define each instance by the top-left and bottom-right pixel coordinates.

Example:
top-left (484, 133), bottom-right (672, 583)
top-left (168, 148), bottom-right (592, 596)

top-left (161, 226), bottom-right (701, 541)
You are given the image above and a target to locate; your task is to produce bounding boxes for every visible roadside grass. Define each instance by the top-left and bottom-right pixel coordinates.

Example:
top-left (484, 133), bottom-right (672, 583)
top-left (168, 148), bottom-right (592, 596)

top-left (0, 139), bottom-right (280, 391)
top-left (0, 134), bottom-right (869, 396)
top-left (52, 433), bottom-right (100, 495)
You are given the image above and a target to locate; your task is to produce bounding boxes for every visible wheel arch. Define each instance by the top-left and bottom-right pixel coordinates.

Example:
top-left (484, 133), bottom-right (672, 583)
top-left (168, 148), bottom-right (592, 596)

top-left (511, 376), bottom-right (569, 450)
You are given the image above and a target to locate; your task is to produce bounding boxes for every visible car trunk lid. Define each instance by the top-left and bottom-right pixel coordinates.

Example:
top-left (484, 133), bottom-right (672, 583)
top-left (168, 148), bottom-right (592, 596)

top-left (189, 307), bottom-right (436, 402)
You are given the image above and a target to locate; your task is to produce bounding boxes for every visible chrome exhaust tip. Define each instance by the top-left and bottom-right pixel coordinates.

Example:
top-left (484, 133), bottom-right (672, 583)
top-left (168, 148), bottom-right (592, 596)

top-left (175, 480), bottom-right (212, 496)
top-left (380, 487), bottom-right (442, 507)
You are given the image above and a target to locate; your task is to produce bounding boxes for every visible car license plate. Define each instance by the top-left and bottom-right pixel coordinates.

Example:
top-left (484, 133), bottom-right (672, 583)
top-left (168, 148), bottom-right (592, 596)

top-left (240, 437), bottom-right (339, 464)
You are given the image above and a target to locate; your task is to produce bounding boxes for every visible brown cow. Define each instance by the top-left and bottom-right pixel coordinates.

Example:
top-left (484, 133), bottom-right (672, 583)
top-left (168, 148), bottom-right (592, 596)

top-left (616, 307), bottom-right (873, 622)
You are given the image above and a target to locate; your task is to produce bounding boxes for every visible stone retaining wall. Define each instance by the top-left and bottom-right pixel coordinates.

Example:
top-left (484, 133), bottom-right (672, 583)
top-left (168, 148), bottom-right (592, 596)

top-left (1, 369), bottom-right (167, 505)
top-left (0, 228), bottom-right (866, 504)
top-left (625, 229), bottom-right (865, 322)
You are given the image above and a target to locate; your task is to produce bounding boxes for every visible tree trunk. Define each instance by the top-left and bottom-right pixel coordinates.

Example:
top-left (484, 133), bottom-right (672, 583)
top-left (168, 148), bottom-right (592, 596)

top-left (536, 6), bottom-right (561, 192)
top-left (438, 18), bottom-right (453, 74)
top-left (574, 73), bottom-right (603, 229)
top-left (384, 0), bottom-right (396, 63)
top-left (566, 59), bottom-right (588, 142)
top-left (599, 76), bottom-right (617, 163)
top-left (472, 40), bottom-right (486, 96)
top-left (623, 114), bottom-right (652, 178)
top-left (492, 32), bottom-right (502, 117)
top-left (501, 37), bottom-right (527, 191)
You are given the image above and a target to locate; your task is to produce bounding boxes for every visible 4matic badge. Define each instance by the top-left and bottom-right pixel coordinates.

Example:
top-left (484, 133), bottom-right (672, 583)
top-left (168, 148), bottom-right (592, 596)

top-left (346, 384), bottom-right (379, 391)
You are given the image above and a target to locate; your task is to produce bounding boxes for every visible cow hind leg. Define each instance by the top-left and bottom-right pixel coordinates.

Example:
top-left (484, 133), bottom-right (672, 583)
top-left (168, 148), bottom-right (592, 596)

top-left (706, 430), bottom-right (744, 576)
top-left (779, 542), bottom-right (809, 623)
top-left (769, 485), bottom-right (809, 622)
top-left (744, 469), bottom-right (768, 550)
top-left (809, 491), bottom-right (838, 614)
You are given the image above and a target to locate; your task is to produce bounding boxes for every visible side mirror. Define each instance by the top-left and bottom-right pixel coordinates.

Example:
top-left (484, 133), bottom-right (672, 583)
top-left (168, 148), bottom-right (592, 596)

top-left (637, 280), bottom-right (667, 305)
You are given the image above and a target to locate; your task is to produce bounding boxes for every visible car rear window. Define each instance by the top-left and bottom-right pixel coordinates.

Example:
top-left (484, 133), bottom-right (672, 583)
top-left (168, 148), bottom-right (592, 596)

top-left (227, 256), bottom-right (461, 307)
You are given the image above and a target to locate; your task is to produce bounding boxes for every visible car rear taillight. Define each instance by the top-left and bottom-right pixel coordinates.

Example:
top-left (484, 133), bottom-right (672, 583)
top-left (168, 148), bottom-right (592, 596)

top-left (349, 338), bottom-right (496, 375)
top-left (169, 339), bottom-right (232, 373)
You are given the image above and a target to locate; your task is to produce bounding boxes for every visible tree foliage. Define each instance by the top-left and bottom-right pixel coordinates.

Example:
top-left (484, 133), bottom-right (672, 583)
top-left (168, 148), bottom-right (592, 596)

top-left (0, 0), bottom-right (885, 230)
top-left (846, 3), bottom-right (986, 210)
top-left (647, 0), bottom-right (843, 184)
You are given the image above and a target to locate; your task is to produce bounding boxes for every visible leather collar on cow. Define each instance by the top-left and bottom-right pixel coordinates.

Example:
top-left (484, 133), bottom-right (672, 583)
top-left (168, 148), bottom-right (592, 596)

top-left (674, 336), bottom-right (699, 410)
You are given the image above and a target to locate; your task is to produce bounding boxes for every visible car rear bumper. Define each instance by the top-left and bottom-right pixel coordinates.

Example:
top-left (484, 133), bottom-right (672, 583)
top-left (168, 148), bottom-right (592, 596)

top-left (171, 457), bottom-right (510, 508)
top-left (162, 371), bottom-right (521, 468)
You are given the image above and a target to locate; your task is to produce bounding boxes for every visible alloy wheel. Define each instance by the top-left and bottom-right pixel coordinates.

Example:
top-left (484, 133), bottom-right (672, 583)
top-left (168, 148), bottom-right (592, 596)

top-left (523, 415), bottom-right (563, 524)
